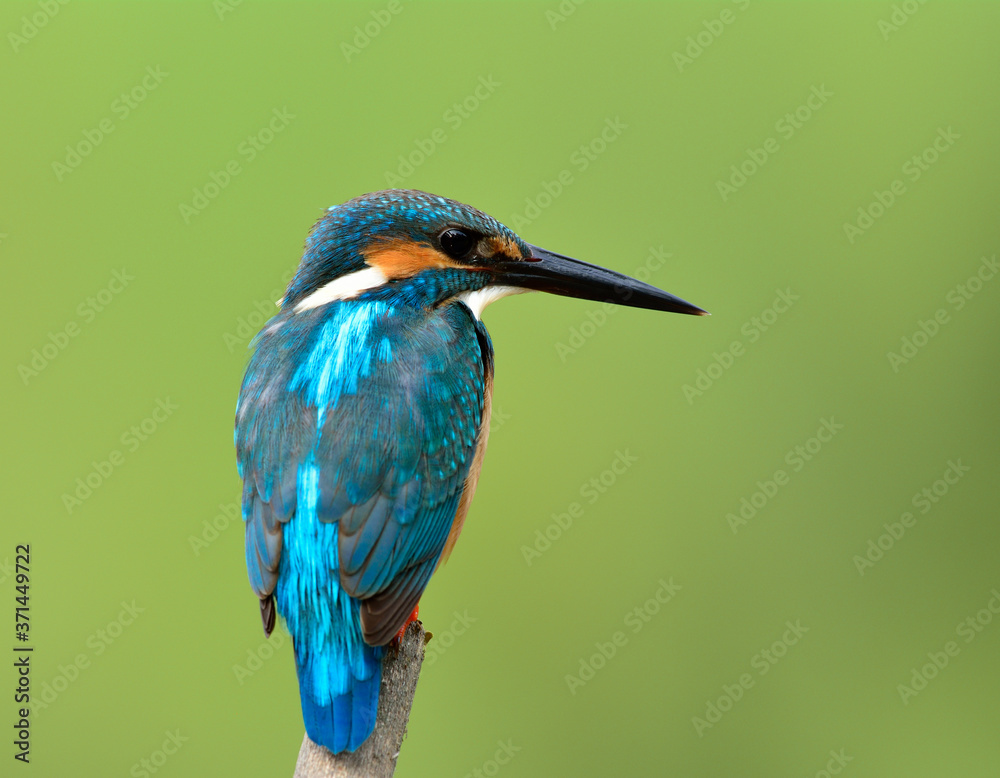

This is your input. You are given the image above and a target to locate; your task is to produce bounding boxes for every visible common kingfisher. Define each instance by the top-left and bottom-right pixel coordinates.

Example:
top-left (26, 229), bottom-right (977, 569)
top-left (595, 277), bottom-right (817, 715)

top-left (235, 189), bottom-right (706, 753)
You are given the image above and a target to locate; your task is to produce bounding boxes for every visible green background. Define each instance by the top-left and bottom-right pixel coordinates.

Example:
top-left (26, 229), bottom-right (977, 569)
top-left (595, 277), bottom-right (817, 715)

top-left (3, 1), bottom-right (999, 776)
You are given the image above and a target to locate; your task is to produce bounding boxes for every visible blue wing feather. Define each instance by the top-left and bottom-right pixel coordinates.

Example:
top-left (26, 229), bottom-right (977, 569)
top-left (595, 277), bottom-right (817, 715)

top-left (235, 291), bottom-right (488, 752)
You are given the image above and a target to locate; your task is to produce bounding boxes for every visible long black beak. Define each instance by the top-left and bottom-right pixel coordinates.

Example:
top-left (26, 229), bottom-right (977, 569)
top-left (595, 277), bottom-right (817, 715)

top-left (496, 244), bottom-right (708, 315)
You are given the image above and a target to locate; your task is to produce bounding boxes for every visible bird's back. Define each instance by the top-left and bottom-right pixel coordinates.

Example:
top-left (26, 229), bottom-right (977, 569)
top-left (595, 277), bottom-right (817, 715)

top-left (236, 292), bottom-right (493, 751)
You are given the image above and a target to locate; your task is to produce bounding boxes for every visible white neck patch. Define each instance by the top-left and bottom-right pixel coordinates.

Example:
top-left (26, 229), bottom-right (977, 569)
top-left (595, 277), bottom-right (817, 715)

top-left (456, 285), bottom-right (529, 320)
top-left (293, 266), bottom-right (389, 312)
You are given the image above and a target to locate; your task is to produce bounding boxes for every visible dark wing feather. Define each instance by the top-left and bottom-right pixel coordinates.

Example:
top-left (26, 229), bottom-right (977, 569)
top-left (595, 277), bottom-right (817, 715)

top-left (237, 316), bottom-right (319, 633)
top-left (236, 300), bottom-right (489, 644)
top-left (318, 302), bottom-right (486, 642)
top-left (360, 557), bottom-right (438, 645)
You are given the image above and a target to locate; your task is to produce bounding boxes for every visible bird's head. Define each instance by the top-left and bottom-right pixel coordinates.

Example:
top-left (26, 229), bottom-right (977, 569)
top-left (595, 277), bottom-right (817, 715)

top-left (281, 189), bottom-right (708, 318)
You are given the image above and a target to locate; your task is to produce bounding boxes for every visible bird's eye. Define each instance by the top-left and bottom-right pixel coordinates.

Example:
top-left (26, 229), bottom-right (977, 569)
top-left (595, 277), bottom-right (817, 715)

top-left (439, 228), bottom-right (477, 260)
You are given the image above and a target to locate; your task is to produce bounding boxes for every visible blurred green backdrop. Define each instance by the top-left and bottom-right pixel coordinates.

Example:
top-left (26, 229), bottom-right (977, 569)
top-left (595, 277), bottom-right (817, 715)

top-left (2, 1), bottom-right (999, 776)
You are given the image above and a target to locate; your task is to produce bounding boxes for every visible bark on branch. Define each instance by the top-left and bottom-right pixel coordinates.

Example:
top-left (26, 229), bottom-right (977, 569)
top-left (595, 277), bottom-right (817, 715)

top-left (293, 622), bottom-right (427, 778)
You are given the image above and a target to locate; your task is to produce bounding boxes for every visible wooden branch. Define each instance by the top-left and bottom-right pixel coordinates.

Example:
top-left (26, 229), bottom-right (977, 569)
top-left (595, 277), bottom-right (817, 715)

top-left (293, 622), bottom-right (428, 778)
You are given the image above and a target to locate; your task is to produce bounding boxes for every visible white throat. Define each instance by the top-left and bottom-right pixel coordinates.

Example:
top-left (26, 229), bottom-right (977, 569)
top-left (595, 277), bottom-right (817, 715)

top-left (456, 285), bottom-right (529, 320)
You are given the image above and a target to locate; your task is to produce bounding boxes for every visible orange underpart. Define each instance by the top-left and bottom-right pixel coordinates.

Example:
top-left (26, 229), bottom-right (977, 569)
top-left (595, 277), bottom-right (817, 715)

top-left (394, 604), bottom-right (420, 642)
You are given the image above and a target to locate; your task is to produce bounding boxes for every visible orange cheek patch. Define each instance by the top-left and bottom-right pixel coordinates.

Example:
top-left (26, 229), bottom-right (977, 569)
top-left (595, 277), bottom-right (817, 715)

top-left (488, 236), bottom-right (523, 259)
top-left (361, 238), bottom-right (457, 280)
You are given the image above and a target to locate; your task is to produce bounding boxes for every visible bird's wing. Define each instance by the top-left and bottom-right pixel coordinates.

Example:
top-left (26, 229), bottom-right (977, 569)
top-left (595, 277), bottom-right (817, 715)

top-left (236, 300), bottom-right (491, 644)
top-left (235, 313), bottom-right (318, 636)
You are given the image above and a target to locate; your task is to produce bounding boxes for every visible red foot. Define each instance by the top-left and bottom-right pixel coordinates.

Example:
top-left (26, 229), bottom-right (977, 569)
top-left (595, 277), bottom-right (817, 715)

top-left (394, 604), bottom-right (420, 642)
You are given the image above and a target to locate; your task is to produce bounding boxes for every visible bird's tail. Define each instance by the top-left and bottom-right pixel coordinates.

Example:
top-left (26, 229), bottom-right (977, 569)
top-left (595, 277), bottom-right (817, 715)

top-left (294, 641), bottom-right (384, 753)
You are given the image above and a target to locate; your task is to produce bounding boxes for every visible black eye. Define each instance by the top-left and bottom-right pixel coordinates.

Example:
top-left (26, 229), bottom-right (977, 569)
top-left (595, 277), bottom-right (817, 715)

top-left (439, 228), bottom-right (476, 260)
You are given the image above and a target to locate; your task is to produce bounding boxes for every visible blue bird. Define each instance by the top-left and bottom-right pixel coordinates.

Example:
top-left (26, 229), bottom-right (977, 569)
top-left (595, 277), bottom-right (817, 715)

top-left (235, 189), bottom-right (706, 753)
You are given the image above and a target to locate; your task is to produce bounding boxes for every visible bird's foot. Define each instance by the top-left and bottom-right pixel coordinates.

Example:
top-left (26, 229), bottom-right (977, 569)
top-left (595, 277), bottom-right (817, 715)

top-left (393, 604), bottom-right (420, 643)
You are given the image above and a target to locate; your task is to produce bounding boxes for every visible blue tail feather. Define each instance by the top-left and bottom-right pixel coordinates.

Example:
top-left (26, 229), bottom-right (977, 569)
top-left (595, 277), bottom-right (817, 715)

top-left (276, 459), bottom-right (386, 753)
top-left (297, 648), bottom-right (382, 753)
